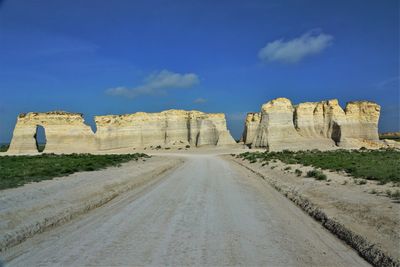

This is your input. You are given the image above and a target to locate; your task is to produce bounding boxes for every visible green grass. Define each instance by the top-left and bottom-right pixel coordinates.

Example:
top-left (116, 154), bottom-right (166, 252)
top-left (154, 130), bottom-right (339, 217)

top-left (0, 153), bottom-right (150, 190)
top-left (236, 149), bottom-right (400, 183)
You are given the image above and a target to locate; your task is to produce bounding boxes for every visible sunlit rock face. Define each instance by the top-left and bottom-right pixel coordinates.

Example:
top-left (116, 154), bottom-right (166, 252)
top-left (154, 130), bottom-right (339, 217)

top-left (241, 113), bottom-right (261, 146)
top-left (8, 111), bottom-right (96, 154)
top-left (8, 109), bottom-right (237, 154)
top-left (340, 101), bottom-right (381, 144)
top-left (95, 110), bottom-right (236, 150)
top-left (242, 97), bottom-right (381, 151)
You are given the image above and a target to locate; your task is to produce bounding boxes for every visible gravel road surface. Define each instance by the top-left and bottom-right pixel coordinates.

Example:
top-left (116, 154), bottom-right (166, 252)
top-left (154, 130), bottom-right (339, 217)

top-left (2, 154), bottom-right (369, 266)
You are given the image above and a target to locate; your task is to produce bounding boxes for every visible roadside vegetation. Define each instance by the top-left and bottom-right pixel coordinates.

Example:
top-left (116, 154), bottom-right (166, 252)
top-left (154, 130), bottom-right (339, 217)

top-left (0, 153), bottom-right (150, 190)
top-left (236, 149), bottom-right (400, 184)
top-left (306, 169), bottom-right (327, 180)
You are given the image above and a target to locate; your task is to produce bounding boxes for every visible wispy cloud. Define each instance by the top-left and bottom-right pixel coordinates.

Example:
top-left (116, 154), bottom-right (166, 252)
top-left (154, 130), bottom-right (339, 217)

top-left (193, 97), bottom-right (207, 104)
top-left (106, 70), bottom-right (199, 98)
top-left (376, 76), bottom-right (400, 90)
top-left (258, 30), bottom-right (333, 64)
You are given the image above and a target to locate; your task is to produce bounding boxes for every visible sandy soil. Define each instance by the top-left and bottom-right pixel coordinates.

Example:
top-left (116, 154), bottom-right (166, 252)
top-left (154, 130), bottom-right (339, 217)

top-left (0, 156), bottom-right (183, 252)
top-left (230, 156), bottom-right (400, 265)
top-left (1, 153), bottom-right (368, 266)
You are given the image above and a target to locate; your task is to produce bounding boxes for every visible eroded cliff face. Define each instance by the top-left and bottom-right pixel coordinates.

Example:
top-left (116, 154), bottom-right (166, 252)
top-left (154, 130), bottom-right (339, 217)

top-left (95, 110), bottom-right (236, 150)
top-left (8, 109), bottom-right (236, 154)
top-left (242, 113), bottom-right (261, 145)
top-left (242, 98), bottom-right (381, 151)
top-left (8, 112), bottom-right (96, 154)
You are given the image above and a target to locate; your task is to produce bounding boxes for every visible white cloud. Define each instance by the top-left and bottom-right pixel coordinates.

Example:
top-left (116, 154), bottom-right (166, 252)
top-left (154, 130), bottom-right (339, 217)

top-left (258, 30), bottom-right (333, 64)
top-left (193, 97), bottom-right (207, 103)
top-left (106, 70), bottom-right (199, 98)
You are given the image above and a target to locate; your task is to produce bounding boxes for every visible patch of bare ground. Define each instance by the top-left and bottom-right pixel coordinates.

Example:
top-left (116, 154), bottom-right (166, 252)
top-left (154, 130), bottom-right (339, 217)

top-left (228, 155), bottom-right (400, 267)
top-left (0, 156), bottom-right (184, 252)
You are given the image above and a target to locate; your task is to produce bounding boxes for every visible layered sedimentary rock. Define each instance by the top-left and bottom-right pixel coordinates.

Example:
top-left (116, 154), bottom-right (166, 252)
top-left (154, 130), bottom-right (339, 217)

top-left (8, 111), bottom-right (96, 154)
top-left (243, 98), bottom-right (381, 151)
top-left (242, 113), bottom-right (261, 145)
top-left (8, 109), bottom-right (236, 154)
top-left (95, 110), bottom-right (236, 150)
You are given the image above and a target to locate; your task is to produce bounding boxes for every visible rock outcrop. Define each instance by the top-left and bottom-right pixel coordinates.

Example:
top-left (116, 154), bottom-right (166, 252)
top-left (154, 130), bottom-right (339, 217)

top-left (243, 98), bottom-right (381, 151)
top-left (241, 113), bottom-right (261, 146)
top-left (8, 112), bottom-right (97, 154)
top-left (95, 110), bottom-right (236, 150)
top-left (8, 110), bottom-right (236, 154)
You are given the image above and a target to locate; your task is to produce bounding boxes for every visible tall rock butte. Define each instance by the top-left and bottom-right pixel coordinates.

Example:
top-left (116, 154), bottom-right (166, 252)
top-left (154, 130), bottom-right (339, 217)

top-left (242, 97), bottom-right (381, 151)
top-left (7, 110), bottom-right (236, 154)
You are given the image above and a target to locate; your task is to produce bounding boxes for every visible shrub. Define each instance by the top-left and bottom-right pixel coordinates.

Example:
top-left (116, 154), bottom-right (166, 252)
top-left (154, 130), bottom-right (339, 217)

top-left (284, 166), bottom-right (291, 171)
top-left (185, 145), bottom-right (190, 149)
top-left (307, 169), bottom-right (327, 180)
top-left (295, 169), bottom-right (302, 177)
top-left (315, 173), bottom-right (327, 180)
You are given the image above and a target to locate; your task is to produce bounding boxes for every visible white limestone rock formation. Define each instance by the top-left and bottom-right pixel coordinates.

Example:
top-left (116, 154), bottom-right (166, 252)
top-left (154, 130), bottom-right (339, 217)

top-left (8, 111), bottom-right (96, 154)
top-left (241, 113), bottom-right (261, 145)
top-left (8, 109), bottom-right (237, 154)
top-left (242, 97), bottom-right (381, 151)
top-left (95, 110), bottom-right (236, 150)
top-left (339, 101), bottom-right (381, 147)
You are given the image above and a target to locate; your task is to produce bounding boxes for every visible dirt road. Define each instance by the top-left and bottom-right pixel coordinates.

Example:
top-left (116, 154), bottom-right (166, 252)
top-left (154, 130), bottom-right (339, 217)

top-left (2, 154), bottom-right (369, 266)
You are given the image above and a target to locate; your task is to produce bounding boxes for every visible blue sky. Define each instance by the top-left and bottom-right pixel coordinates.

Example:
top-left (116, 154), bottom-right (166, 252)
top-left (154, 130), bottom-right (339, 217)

top-left (0, 0), bottom-right (398, 142)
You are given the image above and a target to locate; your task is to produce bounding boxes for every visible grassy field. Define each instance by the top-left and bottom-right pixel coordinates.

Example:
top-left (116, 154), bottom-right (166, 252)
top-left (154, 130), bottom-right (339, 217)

top-left (236, 149), bottom-right (400, 184)
top-left (0, 153), bottom-right (150, 190)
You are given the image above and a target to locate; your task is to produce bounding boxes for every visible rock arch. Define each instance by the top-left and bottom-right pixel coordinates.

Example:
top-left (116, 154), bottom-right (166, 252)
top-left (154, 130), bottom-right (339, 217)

top-left (7, 109), bottom-right (237, 154)
top-left (8, 112), bottom-right (97, 154)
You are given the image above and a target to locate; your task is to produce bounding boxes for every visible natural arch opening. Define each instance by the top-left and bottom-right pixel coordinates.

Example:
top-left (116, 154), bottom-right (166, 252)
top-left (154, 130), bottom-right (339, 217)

top-left (35, 125), bottom-right (46, 152)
